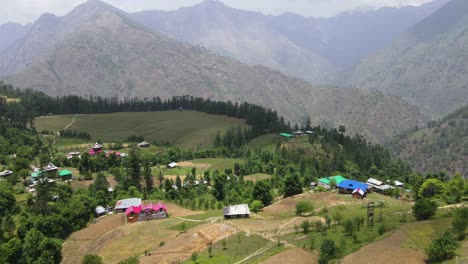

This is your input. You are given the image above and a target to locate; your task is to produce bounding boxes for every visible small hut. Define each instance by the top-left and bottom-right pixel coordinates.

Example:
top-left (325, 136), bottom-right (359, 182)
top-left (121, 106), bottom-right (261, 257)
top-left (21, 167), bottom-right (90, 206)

top-left (138, 141), bottom-right (150, 148)
top-left (58, 170), bottom-right (73, 181)
top-left (224, 204), bottom-right (250, 219)
top-left (352, 188), bottom-right (366, 199)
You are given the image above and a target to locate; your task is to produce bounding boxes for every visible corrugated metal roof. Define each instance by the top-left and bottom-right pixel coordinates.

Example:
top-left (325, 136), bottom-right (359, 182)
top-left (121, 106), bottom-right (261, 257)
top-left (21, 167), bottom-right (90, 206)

top-left (366, 178), bottom-right (383, 186)
top-left (114, 198), bottom-right (142, 210)
top-left (224, 204), bottom-right (250, 216)
top-left (338, 180), bottom-right (368, 191)
top-left (319, 175), bottom-right (347, 185)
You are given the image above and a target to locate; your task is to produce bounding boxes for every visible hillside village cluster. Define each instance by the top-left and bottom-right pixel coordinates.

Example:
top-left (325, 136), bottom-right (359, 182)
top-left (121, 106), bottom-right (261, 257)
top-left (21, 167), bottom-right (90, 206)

top-left (0, 136), bottom-right (411, 225)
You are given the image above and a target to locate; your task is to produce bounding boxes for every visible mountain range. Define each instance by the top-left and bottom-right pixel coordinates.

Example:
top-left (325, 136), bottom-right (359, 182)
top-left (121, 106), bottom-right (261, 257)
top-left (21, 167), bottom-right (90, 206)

top-left (344, 0), bottom-right (468, 118)
top-left (0, 0), bottom-right (429, 143)
top-left (130, 0), bottom-right (448, 84)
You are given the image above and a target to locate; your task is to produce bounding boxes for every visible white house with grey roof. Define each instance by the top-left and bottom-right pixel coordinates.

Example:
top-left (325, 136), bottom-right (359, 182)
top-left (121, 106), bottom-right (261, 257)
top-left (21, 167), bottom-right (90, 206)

top-left (224, 204), bottom-right (250, 219)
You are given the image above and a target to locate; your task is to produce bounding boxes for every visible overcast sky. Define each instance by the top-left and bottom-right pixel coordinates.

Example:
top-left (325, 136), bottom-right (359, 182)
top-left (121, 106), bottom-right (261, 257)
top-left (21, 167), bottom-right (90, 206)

top-left (1, 0), bottom-right (435, 25)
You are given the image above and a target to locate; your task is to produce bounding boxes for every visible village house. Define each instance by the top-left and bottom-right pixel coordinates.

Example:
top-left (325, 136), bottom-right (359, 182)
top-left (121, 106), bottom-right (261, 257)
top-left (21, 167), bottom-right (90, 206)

top-left (114, 198), bottom-right (142, 213)
top-left (280, 133), bottom-right (293, 138)
top-left (168, 162), bottom-right (178, 168)
top-left (67, 152), bottom-right (81, 160)
top-left (366, 177), bottom-right (394, 193)
top-left (0, 170), bottom-right (13, 178)
top-left (224, 204), bottom-right (251, 219)
top-left (293, 130), bottom-right (304, 136)
top-left (318, 175), bottom-right (347, 189)
top-left (352, 188), bottom-right (366, 199)
top-left (89, 143), bottom-right (103, 156)
top-left (138, 141), bottom-right (150, 148)
top-left (125, 202), bottom-right (168, 223)
top-left (394, 180), bottom-right (404, 188)
top-left (95, 205), bottom-right (106, 217)
top-left (338, 179), bottom-right (369, 195)
top-left (58, 170), bottom-right (73, 181)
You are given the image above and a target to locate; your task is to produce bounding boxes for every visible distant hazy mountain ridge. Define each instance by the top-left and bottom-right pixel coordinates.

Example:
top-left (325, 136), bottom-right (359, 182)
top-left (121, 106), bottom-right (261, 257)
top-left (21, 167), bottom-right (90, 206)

top-left (344, 0), bottom-right (468, 118)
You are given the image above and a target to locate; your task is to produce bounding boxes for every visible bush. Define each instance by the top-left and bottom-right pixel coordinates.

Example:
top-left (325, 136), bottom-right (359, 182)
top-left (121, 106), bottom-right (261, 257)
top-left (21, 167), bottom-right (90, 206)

top-left (426, 232), bottom-right (458, 263)
top-left (250, 200), bottom-right (263, 213)
top-left (300, 220), bottom-right (311, 234)
top-left (82, 254), bottom-right (103, 264)
top-left (344, 219), bottom-right (354, 236)
top-left (377, 223), bottom-right (386, 235)
top-left (413, 198), bottom-right (437, 221)
top-left (319, 239), bottom-right (337, 264)
top-left (452, 207), bottom-right (468, 240)
top-left (296, 200), bottom-right (313, 216)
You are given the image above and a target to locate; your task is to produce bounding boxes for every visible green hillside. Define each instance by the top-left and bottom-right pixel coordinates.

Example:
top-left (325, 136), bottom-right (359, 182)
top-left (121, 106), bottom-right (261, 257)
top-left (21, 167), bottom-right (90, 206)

top-left (388, 105), bottom-right (468, 177)
top-left (35, 111), bottom-right (249, 148)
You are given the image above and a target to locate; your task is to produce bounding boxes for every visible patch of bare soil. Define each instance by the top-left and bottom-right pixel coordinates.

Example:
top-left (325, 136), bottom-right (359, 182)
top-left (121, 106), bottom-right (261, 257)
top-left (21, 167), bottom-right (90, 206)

top-left (140, 223), bottom-right (238, 264)
top-left (178, 161), bottom-right (212, 169)
top-left (62, 214), bottom-right (125, 264)
top-left (260, 248), bottom-right (318, 264)
top-left (342, 229), bottom-right (425, 264)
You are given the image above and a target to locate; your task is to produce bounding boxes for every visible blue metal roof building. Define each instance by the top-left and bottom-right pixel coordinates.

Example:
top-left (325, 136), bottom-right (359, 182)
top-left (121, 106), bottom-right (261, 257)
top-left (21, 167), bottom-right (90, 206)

top-left (337, 180), bottom-right (368, 191)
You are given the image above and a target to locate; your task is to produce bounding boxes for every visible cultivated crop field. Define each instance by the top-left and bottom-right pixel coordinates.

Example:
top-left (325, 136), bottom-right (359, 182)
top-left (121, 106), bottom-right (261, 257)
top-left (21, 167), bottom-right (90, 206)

top-left (35, 111), bottom-right (249, 148)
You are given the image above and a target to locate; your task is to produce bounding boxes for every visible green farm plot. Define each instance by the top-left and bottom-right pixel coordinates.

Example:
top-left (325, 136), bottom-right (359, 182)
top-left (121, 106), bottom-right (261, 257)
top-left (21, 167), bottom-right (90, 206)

top-left (244, 173), bottom-right (272, 182)
top-left (182, 232), bottom-right (272, 264)
top-left (35, 111), bottom-right (249, 148)
top-left (188, 158), bottom-right (244, 171)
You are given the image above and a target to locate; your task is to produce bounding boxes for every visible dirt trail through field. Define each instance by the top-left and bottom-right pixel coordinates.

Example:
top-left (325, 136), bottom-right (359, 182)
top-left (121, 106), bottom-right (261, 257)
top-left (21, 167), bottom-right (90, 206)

top-left (342, 229), bottom-right (425, 264)
top-left (64, 114), bottom-right (78, 130)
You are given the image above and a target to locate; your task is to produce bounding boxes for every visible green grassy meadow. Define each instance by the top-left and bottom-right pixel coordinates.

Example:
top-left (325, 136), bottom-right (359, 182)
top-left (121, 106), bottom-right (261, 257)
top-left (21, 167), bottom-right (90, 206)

top-left (35, 111), bottom-right (249, 148)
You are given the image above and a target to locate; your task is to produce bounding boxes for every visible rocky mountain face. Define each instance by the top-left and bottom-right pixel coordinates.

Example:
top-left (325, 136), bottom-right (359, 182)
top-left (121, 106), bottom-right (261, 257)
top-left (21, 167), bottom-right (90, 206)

top-left (343, 0), bottom-right (468, 118)
top-left (0, 0), bottom-right (123, 77)
top-left (388, 105), bottom-right (468, 177)
top-left (130, 0), bottom-right (446, 84)
top-left (1, 0), bottom-right (425, 143)
top-left (0, 22), bottom-right (31, 54)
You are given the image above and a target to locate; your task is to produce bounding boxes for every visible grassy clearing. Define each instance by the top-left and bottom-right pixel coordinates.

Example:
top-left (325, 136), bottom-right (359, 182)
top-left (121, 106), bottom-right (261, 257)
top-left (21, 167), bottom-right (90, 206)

top-left (282, 201), bottom-right (413, 258)
top-left (247, 133), bottom-right (281, 149)
top-left (35, 111), bottom-right (249, 148)
top-left (402, 217), bottom-right (453, 251)
top-left (189, 158), bottom-right (244, 171)
top-left (182, 232), bottom-right (271, 264)
top-left (244, 173), bottom-right (272, 182)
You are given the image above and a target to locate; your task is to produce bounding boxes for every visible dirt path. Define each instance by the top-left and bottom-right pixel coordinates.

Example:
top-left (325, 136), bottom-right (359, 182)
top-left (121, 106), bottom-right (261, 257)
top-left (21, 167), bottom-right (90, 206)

top-left (64, 114), bottom-right (78, 130)
top-left (342, 229), bottom-right (425, 264)
top-left (235, 244), bottom-right (276, 264)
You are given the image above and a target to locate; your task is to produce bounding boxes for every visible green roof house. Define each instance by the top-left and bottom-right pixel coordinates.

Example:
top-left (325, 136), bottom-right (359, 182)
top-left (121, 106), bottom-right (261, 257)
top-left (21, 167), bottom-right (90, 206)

top-left (58, 170), bottom-right (73, 180)
top-left (280, 133), bottom-right (294, 138)
top-left (318, 175), bottom-right (347, 189)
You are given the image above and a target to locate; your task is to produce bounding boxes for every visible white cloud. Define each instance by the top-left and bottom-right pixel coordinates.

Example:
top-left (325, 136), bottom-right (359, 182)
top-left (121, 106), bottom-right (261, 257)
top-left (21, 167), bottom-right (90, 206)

top-left (0, 0), bottom-right (435, 25)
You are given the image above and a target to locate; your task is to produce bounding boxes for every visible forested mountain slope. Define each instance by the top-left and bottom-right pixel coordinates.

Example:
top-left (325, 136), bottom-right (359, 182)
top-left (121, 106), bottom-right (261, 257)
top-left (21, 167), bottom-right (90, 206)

top-left (388, 105), bottom-right (468, 177)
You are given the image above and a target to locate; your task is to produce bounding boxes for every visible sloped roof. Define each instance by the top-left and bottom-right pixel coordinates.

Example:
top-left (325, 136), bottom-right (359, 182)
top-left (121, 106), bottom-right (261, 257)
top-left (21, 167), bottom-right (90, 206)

top-left (280, 133), bottom-right (293, 138)
top-left (366, 178), bottom-right (383, 186)
top-left (352, 188), bottom-right (365, 196)
top-left (125, 202), bottom-right (168, 216)
top-left (58, 170), bottom-right (72, 176)
top-left (168, 162), bottom-right (177, 168)
top-left (224, 204), bottom-right (250, 216)
top-left (95, 205), bottom-right (106, 215)
top-left (0, 170), bottom-right (13, 177)
top-left (319, 175), bottom-right (347, 185)
top-left (115, 198), bottom-right (142, 210)
top-left (394, 180), bottom-right (404, 186)
top-left (338, 180), bottom-right (368, 191)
